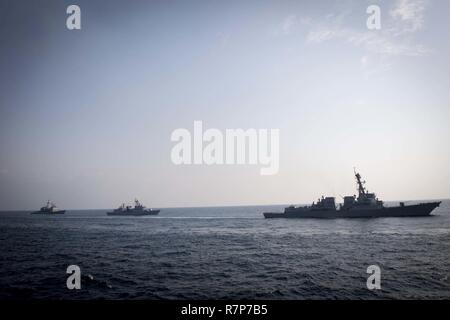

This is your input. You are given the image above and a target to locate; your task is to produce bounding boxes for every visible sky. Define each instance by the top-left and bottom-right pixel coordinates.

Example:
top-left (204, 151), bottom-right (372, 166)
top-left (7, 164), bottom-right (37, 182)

top-left (0, 0), bottom-right (449, 210)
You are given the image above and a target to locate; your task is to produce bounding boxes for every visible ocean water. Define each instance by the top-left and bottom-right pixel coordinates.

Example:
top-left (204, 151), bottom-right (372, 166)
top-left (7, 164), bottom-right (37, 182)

top-left (0, 201), bottom-right (449, 300)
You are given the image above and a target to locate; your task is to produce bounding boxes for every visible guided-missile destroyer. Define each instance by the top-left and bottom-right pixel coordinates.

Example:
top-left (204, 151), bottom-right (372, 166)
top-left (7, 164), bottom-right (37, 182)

top-left (263, 170), bottom-right (441, 219)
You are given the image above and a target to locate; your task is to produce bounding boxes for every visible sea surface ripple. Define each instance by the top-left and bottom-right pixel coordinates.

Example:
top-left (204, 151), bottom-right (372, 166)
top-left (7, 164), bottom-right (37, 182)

top-left (1, 201), bottom-right (449, 299)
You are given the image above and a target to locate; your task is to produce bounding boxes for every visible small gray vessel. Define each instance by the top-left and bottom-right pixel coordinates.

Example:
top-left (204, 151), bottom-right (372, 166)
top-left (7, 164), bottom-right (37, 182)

top-left (264, 170), bottom-right (441, 219)
top-left (107, 199), bottom-right (160, 216)
top-left (31, 200), bottom-right (66, 215)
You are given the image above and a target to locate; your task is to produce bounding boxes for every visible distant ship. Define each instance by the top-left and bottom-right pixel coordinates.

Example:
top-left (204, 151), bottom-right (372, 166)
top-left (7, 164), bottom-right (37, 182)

top-left (107, 199), bottom-right (160, 216)
top-left (264, 170), bottom-right (441, 219)
top-left (31, 200), bottom-right (66, 215)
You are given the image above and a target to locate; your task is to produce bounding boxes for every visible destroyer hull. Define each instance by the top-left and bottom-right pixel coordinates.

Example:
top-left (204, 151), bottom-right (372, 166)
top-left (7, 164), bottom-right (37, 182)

top-left (263, 202), bottom-right (441, 219)
top-left (107, 210), bottom-right (160, 216)
top-left (31, 210), bottom-right (66, 215)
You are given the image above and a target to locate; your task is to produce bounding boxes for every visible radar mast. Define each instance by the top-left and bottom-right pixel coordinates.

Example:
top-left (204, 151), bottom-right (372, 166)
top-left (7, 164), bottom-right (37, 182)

top-left (353, 168), bottom-right (367, 197)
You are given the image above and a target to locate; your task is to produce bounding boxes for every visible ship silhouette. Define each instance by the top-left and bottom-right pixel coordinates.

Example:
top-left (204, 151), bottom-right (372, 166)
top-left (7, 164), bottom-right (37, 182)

top-left (263, 170), bottom-right (441, 219)
top-left (107, 199), bottom-right (160, 216)
top-left (31, 200), bottom-right (66, 215)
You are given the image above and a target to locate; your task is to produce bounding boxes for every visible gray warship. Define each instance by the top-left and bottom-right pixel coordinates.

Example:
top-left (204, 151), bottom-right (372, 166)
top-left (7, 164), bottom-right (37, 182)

top-left (264, 170), bottom-right (441, 219)
top-left (107, 199), bottom-right (160, 216)
top-left (31, 200), bottom-right (66, 215)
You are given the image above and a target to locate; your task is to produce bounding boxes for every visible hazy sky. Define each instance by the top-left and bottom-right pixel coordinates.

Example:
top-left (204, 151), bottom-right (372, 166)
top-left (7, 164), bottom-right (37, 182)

top-left (1, 0), bottom-right (449, 210)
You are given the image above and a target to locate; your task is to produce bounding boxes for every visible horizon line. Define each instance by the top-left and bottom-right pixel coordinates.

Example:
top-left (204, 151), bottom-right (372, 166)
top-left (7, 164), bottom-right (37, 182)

top-left (1, 197), bottom-right (448, 212)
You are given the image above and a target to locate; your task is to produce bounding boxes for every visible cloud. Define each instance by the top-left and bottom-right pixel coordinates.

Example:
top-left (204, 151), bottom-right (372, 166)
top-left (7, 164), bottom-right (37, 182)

top-left (302, 0), bottom-right (433, 77)
top-left (390, 0), bottom-right (427, 34)
top-left (307, 27), bottom-right (431, 57)
top-left (306, 0), bottom-right (431, 58)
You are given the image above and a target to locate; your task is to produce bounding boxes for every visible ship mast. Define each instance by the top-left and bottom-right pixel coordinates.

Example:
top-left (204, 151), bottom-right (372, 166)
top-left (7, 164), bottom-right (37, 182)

top-left (354, 168), bottom-right (367, 197)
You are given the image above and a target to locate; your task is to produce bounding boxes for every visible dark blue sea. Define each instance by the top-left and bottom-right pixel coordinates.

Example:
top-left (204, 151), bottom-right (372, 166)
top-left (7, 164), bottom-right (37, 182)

top-left (1, 201), bottom-right (449, 299)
